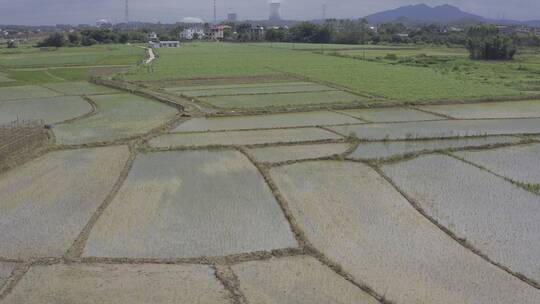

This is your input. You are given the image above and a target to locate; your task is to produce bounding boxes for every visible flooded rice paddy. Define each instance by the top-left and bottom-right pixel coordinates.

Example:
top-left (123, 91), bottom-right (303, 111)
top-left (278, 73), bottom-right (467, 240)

top-left (1, 80), bottom-right (540, 303)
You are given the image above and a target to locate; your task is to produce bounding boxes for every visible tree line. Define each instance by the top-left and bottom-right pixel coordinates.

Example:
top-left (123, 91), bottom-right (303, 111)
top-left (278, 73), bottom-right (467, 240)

top-left (36, 21), bottom-right (538, 60)
top-left (37, 29), bottom-right (150, 47)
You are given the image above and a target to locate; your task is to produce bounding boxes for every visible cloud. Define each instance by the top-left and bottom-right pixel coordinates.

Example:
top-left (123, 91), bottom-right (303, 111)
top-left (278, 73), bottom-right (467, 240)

top-left (0, 0), bottom-right (538, 25)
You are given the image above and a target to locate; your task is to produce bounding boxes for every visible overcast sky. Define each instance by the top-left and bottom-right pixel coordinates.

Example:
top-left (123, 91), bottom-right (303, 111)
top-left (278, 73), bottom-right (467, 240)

top-left (0, 0), bottom-right (539, 26)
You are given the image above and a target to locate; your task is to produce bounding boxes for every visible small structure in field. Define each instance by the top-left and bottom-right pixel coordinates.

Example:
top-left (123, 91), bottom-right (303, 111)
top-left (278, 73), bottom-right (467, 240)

top-left (148, 41), bottom-right (180, 48)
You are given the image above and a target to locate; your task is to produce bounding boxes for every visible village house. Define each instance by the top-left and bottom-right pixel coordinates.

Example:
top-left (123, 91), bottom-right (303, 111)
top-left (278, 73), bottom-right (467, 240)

top-left (209, 25), bottom-right (231, 41)
top-left (148, 32), bottom-right (158, 41)
top-left (179, 27), bottom-right (205, 40)
top-left (249, 25), bottom-right (266, 40)
top-left (179, 17), bottom-right (206, 40)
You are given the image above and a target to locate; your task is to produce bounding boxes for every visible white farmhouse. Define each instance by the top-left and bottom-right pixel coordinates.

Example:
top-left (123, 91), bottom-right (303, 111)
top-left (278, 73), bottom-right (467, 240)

top-left (149, 41), bottom-right (180, 48)
top-left (179, 28), bottom-right (205, 40)
top-left (179, 17), bottom-right (206, 40)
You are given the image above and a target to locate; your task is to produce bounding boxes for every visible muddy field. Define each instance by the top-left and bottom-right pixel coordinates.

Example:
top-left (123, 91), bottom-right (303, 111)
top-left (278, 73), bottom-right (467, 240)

top-left (1, 77), bottom-right (540, 303)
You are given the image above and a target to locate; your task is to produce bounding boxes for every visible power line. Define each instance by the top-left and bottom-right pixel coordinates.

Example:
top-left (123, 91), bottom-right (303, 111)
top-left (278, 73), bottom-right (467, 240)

top-left (125, 0), bottom-right (129, 24)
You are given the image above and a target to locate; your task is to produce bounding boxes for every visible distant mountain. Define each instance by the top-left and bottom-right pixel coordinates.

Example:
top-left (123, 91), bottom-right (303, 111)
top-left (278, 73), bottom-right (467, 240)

top-left (365, 4), bottom-right (484, 24)
top-left (364, 4), bottom-right (540, 27)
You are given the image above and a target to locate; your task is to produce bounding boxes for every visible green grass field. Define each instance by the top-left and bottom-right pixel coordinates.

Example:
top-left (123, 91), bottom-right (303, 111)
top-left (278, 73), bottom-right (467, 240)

top-left (0, 45), bottom-right (144, 68)
top-left (201, 90), bottom-right (364, 109)
top-left (333, 47), bottom-right (468, 59)
top-left (251, 42), bottom-right (419, 51)
top-left (174, 83), bottom-right (337, 97)
top-left (329, 46), bottom-right (540, 94)
top-left (126, 42), bottom-right (519, 102)
top-left (0, 44), bottom-right (144, 87)
top-left (2, 42), bottom-right (538, 106)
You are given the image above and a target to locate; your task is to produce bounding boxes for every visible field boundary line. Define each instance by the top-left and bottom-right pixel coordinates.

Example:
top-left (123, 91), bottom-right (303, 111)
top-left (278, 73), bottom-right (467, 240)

top-left (265, 67), bottom-right (383, 100)
top-left (64, 144), bottom-right (137, 260)
top-left (367, 160), bottom-right (540, 290)
top-left (236, 147), bottom-right (390, 304)
top-left (0, 248), bottom-right (306, 267)
top-left (165, 81), bottom-right (316, 92)
top-left (89, 77), bottom-right (188, 112)
top-left (183, 88), bottom-right (340, 98)
top-left (43, 70), bottom-right (67, 82)
top-left (445, 150), bottom-right (540, 197)
top-left (0, 262), bottom-right (31, 301)
top-left (167, 123), bottom-right (365, 135)
top-left (36, 84), bottom-right (67, 96)
top-left (329, 109), bottom-right (372, 123)
top-left (408, 105), bottom-right (456, 120)
top-left (213, 264), bottom-right (249, 304)
top-left (149, 138), bottom-right (347, 151)
top-left (346, 138), bottom-right (532, 164)
top-left (55, 95), bottom-right (99, 125)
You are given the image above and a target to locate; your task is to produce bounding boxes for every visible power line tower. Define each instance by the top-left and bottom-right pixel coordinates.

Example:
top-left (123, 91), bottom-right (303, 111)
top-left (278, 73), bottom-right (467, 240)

top-left (213, 0), bottom-right (217, 24)
top-left (125, 0), bottom-right (129, 24)
top-left (322, 3), bottom-right (327, 20)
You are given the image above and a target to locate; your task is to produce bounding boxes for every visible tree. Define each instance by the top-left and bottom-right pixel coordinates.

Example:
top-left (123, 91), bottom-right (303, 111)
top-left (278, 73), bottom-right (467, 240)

top-left (265, 28), bottom-right (287, 42)
top-left (118, 33), bottom-right (129, 44)
top-left (67, 32), bottom-right (80, 45)
top-left (289, 22), bottom-right (331, 43)
top-left (38, 32), bottom-right (66, 47)
top-left (290, 22), bottom-right (317, 42)
top-left (466, 25), bottom-right (516, 60)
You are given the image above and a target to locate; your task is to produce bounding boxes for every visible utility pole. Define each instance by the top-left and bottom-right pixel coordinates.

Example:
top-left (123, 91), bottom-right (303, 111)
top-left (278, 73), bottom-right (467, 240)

top-left (125, 0), bottom-right (129, 24)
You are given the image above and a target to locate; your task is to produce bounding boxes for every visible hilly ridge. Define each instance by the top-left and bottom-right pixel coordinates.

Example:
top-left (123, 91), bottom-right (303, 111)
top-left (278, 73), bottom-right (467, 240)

top-left (365, 4), bottom-right (540, 26)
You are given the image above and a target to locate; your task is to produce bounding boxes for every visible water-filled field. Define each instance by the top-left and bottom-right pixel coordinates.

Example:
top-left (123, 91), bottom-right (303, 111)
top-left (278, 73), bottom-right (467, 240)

top-left (232, 256), bottom-right (379, 304)
top-left (2, 264), bottom-right (230, 304)
top-left (383, 155), bottom-right (540, 282)
top-left (270, 161), bottom-right (539, 304)
top-left (330, 118), bottom-right (540, 140)
top-left (420, 100), bottom-right (540, 119)
top-left (201, 90), bottom-right (364, 109)
top-left (42, 81), bottom-right (119, 96)
top-left (0, 85), bottom-right (61, 101)
top-left (0, 96), bottom-right (92, 124)
top-left (349, 136), bottom-right (521, 160)
top-left (54, 93), bottom-right (178, 145)
top-left (83, 150), bottom-right (296, 258)
top-left (0, 263), bottom-right (16, 287)
top-left (3, 41), bottom-right (540, 303)
top-left (337, 107), bottom-right (443, 122)
top-left (0, 146), bottom-right (129, 259)
top-left (248, 143), bottom-right (350, 163)
top-left (174, 111), bottom-right (361, 132)
top-left (150, 128), bottom-right (342, 148)
top-left (455, 143), bottom-right (540, 185)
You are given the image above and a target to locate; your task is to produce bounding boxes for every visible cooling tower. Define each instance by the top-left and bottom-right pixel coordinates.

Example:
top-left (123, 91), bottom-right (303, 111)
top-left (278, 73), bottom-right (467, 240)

top-left (269, 1), bottom-right (282, 21)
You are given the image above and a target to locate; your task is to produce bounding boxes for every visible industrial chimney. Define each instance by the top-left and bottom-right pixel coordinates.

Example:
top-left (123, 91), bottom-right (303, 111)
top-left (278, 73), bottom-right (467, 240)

top-left (269, 1), bottom-right (282, 22)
